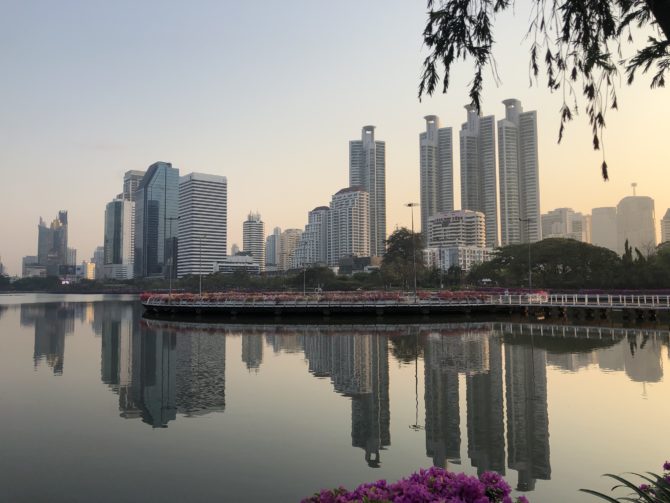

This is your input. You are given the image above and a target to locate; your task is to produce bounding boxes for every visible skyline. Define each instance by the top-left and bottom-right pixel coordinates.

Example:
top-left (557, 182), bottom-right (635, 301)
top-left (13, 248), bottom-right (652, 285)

top-left (3, 1), bottom-right (670, 275)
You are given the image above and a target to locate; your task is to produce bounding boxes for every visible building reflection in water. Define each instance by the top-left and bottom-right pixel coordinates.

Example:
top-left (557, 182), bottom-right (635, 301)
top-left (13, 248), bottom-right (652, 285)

top-left (98, 311), bottom-right (226, 428)
top-left (242, 334), bottom-right (263, 371)
top-left (21, 303), bottom-right (77, 375)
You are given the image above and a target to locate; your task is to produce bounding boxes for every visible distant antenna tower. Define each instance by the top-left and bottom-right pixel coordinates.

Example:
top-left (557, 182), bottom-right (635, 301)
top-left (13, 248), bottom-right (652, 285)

top-left (631, 182), bottom-right (638, 196)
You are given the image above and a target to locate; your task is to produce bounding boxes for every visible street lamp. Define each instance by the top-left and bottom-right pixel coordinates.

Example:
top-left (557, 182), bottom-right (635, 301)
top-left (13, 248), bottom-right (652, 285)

top-left (199, 234), bottom-right (207, 298)
top-left (519, 217), bottom-right (534, 291)
top-left (405, 203), bottom-right (419, 300)
top-left (166, 216), bottom-right (180, 302)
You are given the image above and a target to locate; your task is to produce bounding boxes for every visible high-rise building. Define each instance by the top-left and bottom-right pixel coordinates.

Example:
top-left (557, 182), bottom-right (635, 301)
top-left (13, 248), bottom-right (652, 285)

top-left (328, 187), bottom-right (370, 266)
top-left (134, 162), bottom-right (180, 279)
top-left (460, 106), bottom-right (498, 247)
top-left (123, 170), bottom-right (145, 201)
top-left (230, 243), bottom-right (240, 256)
top-left (265, 227), bottom-right (282, 268)
top-left (37, 211), bottom-right (68, 276)
top-left (661, 209), bottom-right (670, 244)
top-left (350, 126), bottom-right (386, 257)
top-left (540, 208), bottom-right (590, 242)
top-left (103, 198), bottom-right (134, 279)
top-left (92, 246), bottom-right (105, 279)
top-left (292, 206), bottom-right (330, 269)
top-left (279, 228), bottom-right (303, 272)
top-left (420, 116), bottom-right (454, 238)
top-left (498, 100), bottom-right (541, 245)
top-left (243, 212), bottom-right (265, 271)
top-left (427, 210), bottom-right (486, 248)
top-left (617, 196), bottom-right (656, 255)
top-left (177, 173), bottom-right (227, 278)
top-left (591, 207), bottom-right (618, 252)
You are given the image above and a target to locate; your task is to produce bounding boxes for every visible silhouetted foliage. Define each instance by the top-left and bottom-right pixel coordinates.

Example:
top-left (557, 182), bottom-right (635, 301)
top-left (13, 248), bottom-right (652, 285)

top-left (419, 0), bottom-right (670, 179)
top-left (381, 228), bottom-right (427, 289)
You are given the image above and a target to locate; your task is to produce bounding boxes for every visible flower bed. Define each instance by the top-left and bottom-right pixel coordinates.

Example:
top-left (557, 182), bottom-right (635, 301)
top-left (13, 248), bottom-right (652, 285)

top-left (301, 467), bottom-right (528, 503)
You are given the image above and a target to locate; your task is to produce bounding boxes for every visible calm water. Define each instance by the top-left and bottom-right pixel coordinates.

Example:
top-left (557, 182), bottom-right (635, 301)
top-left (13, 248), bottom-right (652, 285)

top-left (1, 294), bottom-right (669, 503)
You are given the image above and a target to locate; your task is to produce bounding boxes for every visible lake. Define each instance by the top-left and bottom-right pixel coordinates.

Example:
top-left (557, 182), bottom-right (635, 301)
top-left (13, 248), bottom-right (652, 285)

top-left (0, 293), bottom-right (668, 502)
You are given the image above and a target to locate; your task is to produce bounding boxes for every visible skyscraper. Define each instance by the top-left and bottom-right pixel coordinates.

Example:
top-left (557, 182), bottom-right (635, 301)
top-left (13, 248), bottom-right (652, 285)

top-left (177, 173), bottom-right (227, 278)
top-left (278, 228), bottom-right (302, 272)
top-left (427, 210), bottom-right (486, 248)
top-left (243, 212), bottom-right (265, 271)
top-left (350, 126), bottom-right (386, 257)
top-left (37, 211), bottom-right (68, 276)
top-left (123, 170), bottom-right (145, 202)
top-left (103, 198), bottom-right (134, 279)
top-left (328, 187), bottom-right (370, 266)
top-left (134, 162), bottom-right (180, 279)
top-left (591, 207), bottom-right (618, 252)
top-left (420, 115), bottom-right (454, 238)
top-left (498, 99), bottom-right (541, 245)
top-left (540, 208), bottom-right (590, 242)
top-left (265, 227), bottom-right (282, 269)
top-left (661, 209), bottom-right (670, 244)
top-left (617, 195), bottom-right (656, 255)
top-left (460, 106), bottom-right (498, 247)
top-left (292, 206), bottom-right (330, 269)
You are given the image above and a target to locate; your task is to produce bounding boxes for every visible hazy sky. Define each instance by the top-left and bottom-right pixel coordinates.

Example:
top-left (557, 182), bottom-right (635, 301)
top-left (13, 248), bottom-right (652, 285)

top-left (2, 0), bottom-right (669, 275)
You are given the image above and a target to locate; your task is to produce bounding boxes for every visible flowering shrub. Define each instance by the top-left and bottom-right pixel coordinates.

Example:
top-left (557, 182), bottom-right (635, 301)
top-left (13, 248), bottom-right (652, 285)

top-left (581, 461), bottom-right (670, 502)
top-left (301, 467), bottom-right (529, 503)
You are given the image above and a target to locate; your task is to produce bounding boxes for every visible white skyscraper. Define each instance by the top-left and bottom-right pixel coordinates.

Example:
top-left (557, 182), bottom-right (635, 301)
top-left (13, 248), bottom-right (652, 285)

top-left (460, 105), bottom-right (498, 247)
top-left (350, 125), bottom-right (386, 257)
top-left (122, 170), bottom-right (145, 270)
top-left (497, 99), bottom-right (541, 245)
top-left (591, 207), bottom-right (618, 252)
top-left (661, 209), bottom-right (670, 244)
top-left (292, 206), bottom-right (330, 269)
top-left (328, 187), bottom-right (370, 266)
top-left (541, 208), bottom-right (590, 242)
top-left (427, 210), bottom-right (486, 248)
top-left (420, 115), bottom-right (454, 238)
top-left (279, 228), bottom-right (303, 272)
top-left (243, 212), bottom-right (265, 271)
top-left (103, 198), bottom-right (134, 279)
top-left (177, 173), bottom-right (228, 278)
top-left (617, 196), bottom-right (656, 255)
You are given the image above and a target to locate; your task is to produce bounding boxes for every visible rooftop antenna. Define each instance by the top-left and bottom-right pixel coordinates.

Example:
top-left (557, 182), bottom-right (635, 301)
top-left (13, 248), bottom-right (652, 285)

top-left (631, 182), bottom-right (637, 196)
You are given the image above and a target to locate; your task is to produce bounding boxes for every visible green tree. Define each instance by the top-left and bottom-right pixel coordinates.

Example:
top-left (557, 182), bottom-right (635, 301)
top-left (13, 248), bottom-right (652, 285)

top-left (419, 0), bottom-right (670, 179)
top-left (381, 228), bottom-right (425, 289)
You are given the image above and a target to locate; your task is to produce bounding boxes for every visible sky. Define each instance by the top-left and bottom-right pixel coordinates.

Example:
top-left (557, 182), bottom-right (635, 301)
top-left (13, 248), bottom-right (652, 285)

top-left (2, 0), bottom-right (669, 276)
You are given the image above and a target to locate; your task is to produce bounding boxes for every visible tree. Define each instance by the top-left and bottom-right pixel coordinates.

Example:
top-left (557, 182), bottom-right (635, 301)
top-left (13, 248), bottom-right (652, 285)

top-left (419, 0), bottom-right (670, 179)
top-left (381, 228), bottom-right (426, 289)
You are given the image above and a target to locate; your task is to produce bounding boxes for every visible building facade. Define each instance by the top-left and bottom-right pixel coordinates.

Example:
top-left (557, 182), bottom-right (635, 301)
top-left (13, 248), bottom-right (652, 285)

top-left (350, 126), bottom-right (386, 257)
top-left (420, 115), bottom-right (454, 238)
top-left (427, 210), bottom-right (486, 248)
top-left (134, 162), bottom-right (180, 279)
top-left (214, 255), bottom-right (261, 275)
top-left (661, 209), bottom-right (670, 244)
top-left (103, 198), bottom-right (134, 280)
top-left (540, 208), bottom-right (591, 242)
top-left (460, 106), bottom-right (498, 247)
top-left (497, 99), bottom-right (541, 245)
top-left (292, 206), bottom-right (330, 269)
top-left (265, 227), bottom-right (282, 269)
top-left (278, 228), bottom-right (303, 272)
top-left (617, 196), bottom-right (656, 255)
top-left (243, 212), bottom-right (265, 271)
top-left (177, 173), bottom-right (227, 278)
top-left (328, 187), bottom-right (370, 266)
top-left (37, 211), bottom-right (68, 276)
top-left (591, 207), bottom-right (618, 252)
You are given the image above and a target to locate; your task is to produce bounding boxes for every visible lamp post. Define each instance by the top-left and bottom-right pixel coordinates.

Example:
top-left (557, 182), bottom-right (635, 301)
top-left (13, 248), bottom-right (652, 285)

top-left (405, 203), bottom-right (419, 300)
top-left (166, 216), bottom-right (180, 302)
top-left (519, 217), bottom-right (534, 291)
top-left (199, 234), bottom-right (207, 298)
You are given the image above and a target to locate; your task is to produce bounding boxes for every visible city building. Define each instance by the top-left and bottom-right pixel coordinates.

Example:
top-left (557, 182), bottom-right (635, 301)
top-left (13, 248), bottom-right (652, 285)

top-left (292, 206), bottom-right (330, 269)
top-left (103, 198), bottom-right (134, 280)
top-left (67, 248), bottom-right (77, 266)
top-left (424, 246), bottom-right (495, 273)
top-left (420, 115), bottom-right (454, 238)
top-left (214, 255), bottom-right (260, 275)
top-left (92, 246), bottom-right (105, 279)
top-left (540, 208), bottom-right (591, 242)
top-left (123, 170), bottom-right (145, 201)
top-left (460, 106), bottom-right (498, 247)
top-left (278, 228), bottom-right (302, 272)
top-left (591, 207), bottom-right (618, 252)
top-left (661, 209), bottom-right (670, 244)
top-left (230, 243), bottom-right (240, 256)
top-left (22, 256), bottom-right (44, 278)
top-left (37, 211), bottom-right (68, 276)
top-left (427, 210), bottom-right (486, 248)
top-left (0, 257), bottom-right (5, 276)
top-left (328, 187), bottom-right (370, 266)
top-left (617, 196), bottom-right (656, 255)
top-left (134, 161), bottom-right (180, 279)
top-left (243, 212), bottom-right (265, 271)
top-left (265, 227), bottom-right (282, 269)
top-left (177, 172), bottom-right (228, 278)
top-left (497, 99), bottom-right (541, 245)
top-left (350, 125), bottom-right (386, 257)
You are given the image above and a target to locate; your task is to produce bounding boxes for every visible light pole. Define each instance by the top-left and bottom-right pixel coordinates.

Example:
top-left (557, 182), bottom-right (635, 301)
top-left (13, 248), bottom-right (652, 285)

top-left (405, 203), bottom-right (419, 300)
top-left (519, 217), bottom-right (534, 291)
top-left (199, 234), bottom-right (207, 298)
top-left (166, 216), bottom-right (180, 302)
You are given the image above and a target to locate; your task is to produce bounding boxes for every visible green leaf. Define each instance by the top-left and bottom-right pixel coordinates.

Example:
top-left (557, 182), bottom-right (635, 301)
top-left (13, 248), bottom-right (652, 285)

top-left (578, 488), bottom-right (623, 502)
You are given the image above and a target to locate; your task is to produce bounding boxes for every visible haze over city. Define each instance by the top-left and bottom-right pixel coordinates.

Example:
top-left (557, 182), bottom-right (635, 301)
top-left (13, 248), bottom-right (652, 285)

top-left (2, 0), bottom-right (669, 275)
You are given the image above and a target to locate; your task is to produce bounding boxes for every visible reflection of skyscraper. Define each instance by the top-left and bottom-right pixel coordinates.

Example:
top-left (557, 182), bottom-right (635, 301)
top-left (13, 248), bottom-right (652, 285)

top-left (424, 335), bottom-right (461, 468)
top-left (466, 334), bottom-right (505, 475)
top-left (136, 329), bottom-right (177, 428)
top-left (21, 303), bottom-right (75, 375)
top-left (624, 334), bottom-right (663, 383)
top-left (242, 334), bottom-right (264, 371)
top-left (505, 343), bottom-right (551, 491)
